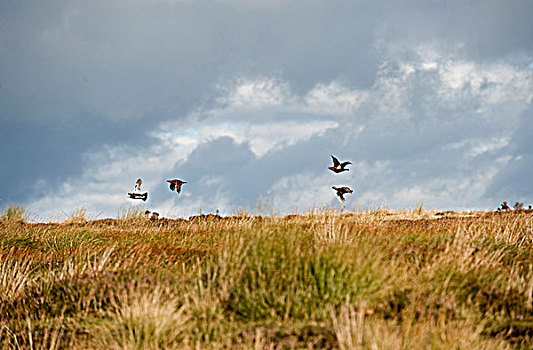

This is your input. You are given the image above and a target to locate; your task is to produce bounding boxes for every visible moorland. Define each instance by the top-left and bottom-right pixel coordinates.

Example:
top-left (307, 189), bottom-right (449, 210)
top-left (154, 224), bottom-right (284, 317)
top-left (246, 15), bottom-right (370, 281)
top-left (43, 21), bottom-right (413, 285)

top-left (0, 206), bottom-right (532, 349)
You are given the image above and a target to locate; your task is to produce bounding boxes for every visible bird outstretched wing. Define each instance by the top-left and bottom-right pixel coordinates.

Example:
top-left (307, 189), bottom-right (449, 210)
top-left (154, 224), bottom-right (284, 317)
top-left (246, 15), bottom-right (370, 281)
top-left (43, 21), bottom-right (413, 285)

top-left (167, 179), bottom-right (187, 193)
top-left (331, 155), bottom-right (340, 167)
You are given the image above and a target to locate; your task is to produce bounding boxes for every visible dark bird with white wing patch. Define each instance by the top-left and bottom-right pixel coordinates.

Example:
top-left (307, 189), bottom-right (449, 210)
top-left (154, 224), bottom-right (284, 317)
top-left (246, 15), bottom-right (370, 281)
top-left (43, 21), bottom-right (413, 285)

top-left (328, 155), bottom-right (351, 173)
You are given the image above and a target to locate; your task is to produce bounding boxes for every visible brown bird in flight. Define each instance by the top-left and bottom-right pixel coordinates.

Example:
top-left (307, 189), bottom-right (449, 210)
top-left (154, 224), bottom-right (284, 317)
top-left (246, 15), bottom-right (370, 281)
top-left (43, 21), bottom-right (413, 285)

top-left (128, 178), bottom-right (147, 201)
top-left (128, 192), bottom-right (148, 201)
top-left (134, 178), bottom-right (142, 192)
top-left (167, 179), bottom-right (187, 193)
top-left (328, 155), bottom-right (351, 173)
top-left (332, 186), bottom-right (353, 203)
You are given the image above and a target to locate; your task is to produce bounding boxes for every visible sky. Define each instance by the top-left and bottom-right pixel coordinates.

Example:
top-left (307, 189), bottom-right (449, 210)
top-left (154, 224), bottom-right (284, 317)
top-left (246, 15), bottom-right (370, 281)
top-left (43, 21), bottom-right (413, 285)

top-left (1, 0), bottom-right (533, 221)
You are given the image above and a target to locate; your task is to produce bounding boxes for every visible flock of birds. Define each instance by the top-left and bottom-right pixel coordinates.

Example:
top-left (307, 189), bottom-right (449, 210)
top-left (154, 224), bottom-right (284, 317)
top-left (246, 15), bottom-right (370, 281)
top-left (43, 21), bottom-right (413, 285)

top-left (127, 154), bottom-right (354, 214)
top-left (127, 158), bottom-right (531, 217)
top-left (328, 155), bottom-right (354, 203)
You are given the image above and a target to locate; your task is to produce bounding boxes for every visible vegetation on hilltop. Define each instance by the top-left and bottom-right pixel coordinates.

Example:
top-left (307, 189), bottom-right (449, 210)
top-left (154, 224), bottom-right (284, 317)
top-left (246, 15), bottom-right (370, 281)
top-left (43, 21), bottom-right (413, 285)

top-left (0, 207), bottom-right (532, 349)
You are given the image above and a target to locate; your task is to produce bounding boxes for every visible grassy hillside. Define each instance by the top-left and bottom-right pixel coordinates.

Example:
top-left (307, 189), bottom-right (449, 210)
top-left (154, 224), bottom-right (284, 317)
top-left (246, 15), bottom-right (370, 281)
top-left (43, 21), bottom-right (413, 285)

top-left (0, 207), bottom-right (532, 349)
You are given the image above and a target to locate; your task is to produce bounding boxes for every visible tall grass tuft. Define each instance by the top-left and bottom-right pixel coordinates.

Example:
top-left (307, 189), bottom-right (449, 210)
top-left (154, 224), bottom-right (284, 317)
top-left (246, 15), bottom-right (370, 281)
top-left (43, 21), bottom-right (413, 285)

top-left (63, 207), bottom-right (88, 224)
top-left (0, 250), bottom-right (33, 304)
top-left (1, 204), bottom-right (25, 223)
top-left (331, 301), bottom-right (511, 349)
top-left (117, 207), bottom-right (149, 224)
top-left (88, 287), bottom-right (189, 349)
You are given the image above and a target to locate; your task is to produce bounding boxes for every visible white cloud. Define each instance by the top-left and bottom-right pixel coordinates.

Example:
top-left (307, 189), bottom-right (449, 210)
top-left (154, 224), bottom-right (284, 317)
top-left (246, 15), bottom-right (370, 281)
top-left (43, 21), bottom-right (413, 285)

top-left (444, 137), bottom-right (511, 158)
top-left (437, 60), bottom-right (533, 108)
top-left (216, 77), bottom-right (292, 110)
top-left (157, 120), bottom-right (338, 158)
top-left (304, 82), bottom-right (368, 116)
top-left (469, 138), bottom-right (510, 158)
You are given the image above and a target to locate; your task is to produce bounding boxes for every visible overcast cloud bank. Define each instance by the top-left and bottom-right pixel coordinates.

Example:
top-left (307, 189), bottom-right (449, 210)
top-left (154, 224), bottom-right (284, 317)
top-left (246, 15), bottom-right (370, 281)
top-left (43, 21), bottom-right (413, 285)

top-left (26, 46), bottom-right (533, 220)
top-left (1, 1), bottom-right (532, 220)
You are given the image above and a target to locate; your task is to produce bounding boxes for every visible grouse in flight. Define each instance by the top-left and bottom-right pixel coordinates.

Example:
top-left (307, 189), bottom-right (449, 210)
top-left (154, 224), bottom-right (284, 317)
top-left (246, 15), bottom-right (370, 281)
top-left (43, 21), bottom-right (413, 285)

top-left (128, 192), bottom-right (148, 201)
top-left (328, 155), bottom-right (351, 173)
top-left (167, 179), bottom-right (187, 193)
top-left (332, 186), bottom-right (353, 203)
top-left (128, 178), bottom-right (148, 201)
top-left (133, 178), bottom-right (143, 192)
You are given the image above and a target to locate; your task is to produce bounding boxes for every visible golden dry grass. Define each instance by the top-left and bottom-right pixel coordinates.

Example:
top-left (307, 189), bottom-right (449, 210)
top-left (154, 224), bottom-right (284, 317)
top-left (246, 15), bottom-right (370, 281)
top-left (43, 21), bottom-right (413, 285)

top-left (0, 208), bottom-right (531, 349)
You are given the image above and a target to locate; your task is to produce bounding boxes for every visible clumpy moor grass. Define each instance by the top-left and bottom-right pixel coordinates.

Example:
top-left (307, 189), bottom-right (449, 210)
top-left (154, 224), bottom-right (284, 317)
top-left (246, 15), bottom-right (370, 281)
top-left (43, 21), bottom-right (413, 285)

top-left (0, 210), bottom-right (531, 349)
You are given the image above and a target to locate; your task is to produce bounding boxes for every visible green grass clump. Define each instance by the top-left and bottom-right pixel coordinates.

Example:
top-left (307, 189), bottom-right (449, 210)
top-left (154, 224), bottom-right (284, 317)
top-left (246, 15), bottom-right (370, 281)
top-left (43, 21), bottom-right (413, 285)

top-left (0, 209), bottom-right (531, 348)
top-left (1, 204), bottom-right (25, 222)
top-left (214, 230), bottom-right (389, 321)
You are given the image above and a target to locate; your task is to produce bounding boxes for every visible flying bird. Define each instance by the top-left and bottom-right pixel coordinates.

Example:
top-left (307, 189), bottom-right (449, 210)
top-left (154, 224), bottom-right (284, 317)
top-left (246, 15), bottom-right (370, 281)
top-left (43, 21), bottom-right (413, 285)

top-left (128, 192), bottom-right (148, 201)
top-left (332, 186), bottom-right (353, 203)
top-left (128, 178), bottom-right (148, 201)
top-left (167, 179), bottom-right (187, 193)
top-left (134, 178), bottom-right (142, 192)
top-left (328, 155), bottom-right (351, 173)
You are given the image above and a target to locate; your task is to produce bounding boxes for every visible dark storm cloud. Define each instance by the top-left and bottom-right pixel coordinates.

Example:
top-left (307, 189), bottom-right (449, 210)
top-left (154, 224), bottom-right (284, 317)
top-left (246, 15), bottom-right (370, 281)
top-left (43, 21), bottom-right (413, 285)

top-left (168, 132), bottom-right (342, 211)
top-left (0, 0), bottom-right (381, 124)
top-left (0, 111), bottom-right (172, 204)
top-left (2, 0), bottom-right (532, 118)
top-left (168, 137), bottom-right (257, 210)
